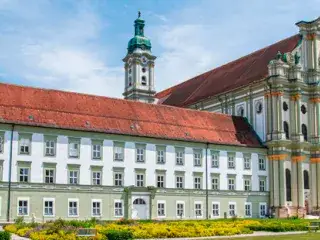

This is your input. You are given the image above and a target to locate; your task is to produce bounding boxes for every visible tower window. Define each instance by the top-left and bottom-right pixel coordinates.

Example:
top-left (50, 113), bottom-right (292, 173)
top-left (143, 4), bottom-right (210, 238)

top-left (283, 101), bottom-right (288, 111)
top-left (301, 105), bottom-right (307, 114)
top-left (255, 101), bottom-right (263, 114)
top-left (128, 77), bottom-right (132, 86)
top-left (129, 68), bottom-right (132, 74)
top-left (142, 67), bottom-right (146, 73)
top-left (283, 121), bottom-right (289, 139)
top-left (237, 106), bottom-right (244, 117)
top-left (302, 124), bottom-right (307, 141)
top-left (141, 76), bottom-right (147, 86)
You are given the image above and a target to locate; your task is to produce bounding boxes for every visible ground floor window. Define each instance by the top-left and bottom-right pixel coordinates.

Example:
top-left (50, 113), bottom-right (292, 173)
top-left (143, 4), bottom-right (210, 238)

top-left (245, 203), bottom-right (251, 217)
top-left (195, 203), bottom-right (202, 217)
top-left (229, 203), bottom-right (236, 217)
top-left (176, 202), bottom-right (184, 218)
top-left (68, 200), bottom-right (78, 217)
top-left (18, 199), bottom-right (28, 216)
top-left (114, 201), bottom-right (123, 217)
top-left (212, 203), bottom-right (219, 217)
top-left (259, 203), bottom-right (267, 217)
top-left (157, 202), bottom-right (166, 217)
top-left (92, 201), bottom-right (101, 217)
top-left (43, 200), bottom-right (54, 216)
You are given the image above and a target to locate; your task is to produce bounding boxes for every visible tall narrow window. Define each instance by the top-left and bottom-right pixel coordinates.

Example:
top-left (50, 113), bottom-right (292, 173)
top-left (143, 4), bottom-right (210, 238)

top-left (92, 201), bottom-right (101, 216)
top-left (44, 169), bottom-right (55, 184)
top-left (212, 203), bottom-right (219, 217)
top-left (19, 168), bottom-right (29, 183)
top-left (228, 155), bottom-right (235, 169)
top-left (114, 172), bottom-right (123, 186)
top-left (245, 203), bottom-right (252, 217)
top-left (69, 141), bottom-right (80, 158)
top-left (92, 171), bottom-right (101, 185)
top-left (136, 148), bottom-right (145, 162)
top-left (44, 200), bottom-right (54, 216)
top-left (286, 169), bottom-right (292, 201)
top-left (18, 200), bottom-right (28, 216)
top-left (228, 178), bottom-right (235, 190)
top-left (69, 170), bottom-right (79, 185)
top-left (194, 177), bottom-right (201, 189)
top-left (194, 152), bottom-right (202, 166)
top-left (212, 177), bottom-right (219, 190)
top-left (211, 153), bottom-right (219, 168)
top-left (302, 124), bottom-right (308, 141)
top-left (157, 175), bottom-right (165, 188)
top-left (176, 150), bottom-right (184, 165)
top-left (157, 202), bottom-right (165, 217)
top-left (244, 157), bottom-right (251, 170)
top-left (157, 148), bottom-right (165, 164)
top-left (92, 144), bottom-right (102, 159)
top-left (136, 173), bottom-right (144, 187)
top-left (141, 76), bottom-right (147, 86)
top-left (229, 203), bottom-right (236, 217)
top-left (283, 121), bottom-right (289, 140)
top-left (176, 203), bottom-right (184, 217)
top-left (114, 144), bottom-right (124, 161)
top-left (114, 201), bottom-right (123, 217)
top-left (304, 170), bottom-right (309, 189)
top-left (19, 138), bottom-right (30, 154)
top-left (68, 200), bottom-right (78, 217)
top-left (176, 176), bottom-right (184, 188)
top-left (195, 203), bottom-right (202, 217)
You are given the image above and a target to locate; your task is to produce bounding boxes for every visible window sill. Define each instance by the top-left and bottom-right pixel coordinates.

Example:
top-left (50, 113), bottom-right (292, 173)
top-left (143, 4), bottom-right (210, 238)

top-left (114, 159), bottom-right (124, 162)
top-left (157, 162), bottom-right (166, 164)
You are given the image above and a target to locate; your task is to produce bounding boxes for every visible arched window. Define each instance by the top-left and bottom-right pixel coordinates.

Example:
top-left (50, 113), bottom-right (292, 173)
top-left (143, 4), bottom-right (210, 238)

top-left (301, 105), bottom-right (307, 114)
top-left (128, 77), bottom-right (132, 86)
top-left (283, 121), bottom-right (289, 140)
top-left (283, 101), bottom-right (288, 111)
top-left (286, 169), bottom-right (292, 201)
top-left (133, 198), bottom-right (146, 205)
top-left (141, 76), bottom-right (147, 86)
top-left (255, 101), bottom-right (263, 114)
top-left (237, 106), bottom-right (244, 117)
top-left (304, 170), bottom-right (309, 189)
top-left (302, 124), bottom-right (308, 141)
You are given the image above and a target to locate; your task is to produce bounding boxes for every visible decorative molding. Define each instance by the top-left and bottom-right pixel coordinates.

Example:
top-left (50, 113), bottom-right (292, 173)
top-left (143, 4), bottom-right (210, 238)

top-left (292, 156), bottom-right (306, 162)
top-left (267, 154), bottom-right (287, 161)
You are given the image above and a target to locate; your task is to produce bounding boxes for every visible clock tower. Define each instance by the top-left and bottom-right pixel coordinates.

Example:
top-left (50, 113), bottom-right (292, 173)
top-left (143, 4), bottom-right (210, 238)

top-left (123, 12), bottom-right (156, 103)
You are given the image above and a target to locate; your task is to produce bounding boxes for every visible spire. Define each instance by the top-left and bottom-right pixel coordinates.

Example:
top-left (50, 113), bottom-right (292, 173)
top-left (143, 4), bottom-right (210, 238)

top-left (134, 11), bottom-right (145, 37)
top-left (138, 10), bottom-right (141, 19)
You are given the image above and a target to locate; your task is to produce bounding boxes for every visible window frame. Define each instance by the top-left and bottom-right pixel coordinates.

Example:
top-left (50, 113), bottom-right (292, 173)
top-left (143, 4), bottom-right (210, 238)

top-left (244, 178), bottom-right (251, 191)
top-left (68, 198), bottom-right (79, 217)
top-left (194, 176), bottom-right (202, 189)
top-left (91, 199), bottom-right (102, 217)
top-left (156, 146), bottom-right (166, 164)
top-left (176, 201), bottom-right (185, 218)
top-left (244, 156), bottom-right (251, 170)
top-left (227, 154), bottom-right (235, 169)
top-left (175, 148), bottom-right (184, 166)
top-left (43, 198), bottom-right (55, 217)
top-left (193, 151), bottom-right (202, 167)
top-left (194, 202), bottom-right (203, 218)
top-left (228, 177), bottom-right (235, 191)
top-left (68, 169), bottom-right (79, 185)
top-left (212, 202), bottom-right (220, 218)
top-left (19, 137), bottom-right (31, 155)
top-left (92, 142), bottom-right (102, 160)
top-left (68, 139), bottom-right (80, 158)
top-left (44, 168), bottom-right (55, 184)
top-left (211, 152), bottom-right (219, 168)
top-left (245, 202), bottom-right (252, 218)
top-left (157, 174), bottom-right (165, 188)
top-left (114, 143), bottom-right (124, 161)
top-left (114, 172), bottom-right (123, 187)
top-left (92, 170), bottom-right (102, 186)
top-left (259, 157), bottom-right (266, 171)
top-left (259, 202), bottom-right (267, 218)
top-left (228, 202), bottom-right (236, 217)
top-left (136, 173), bottom-right (145, 187)
top-left (44, 139), bottom-right (56, 157)
top-left (176, 175), bottom-right (184, 189)
top-left (259, 179), bottom-right (266, 192)
top-left (18, 167), bottom-right (30, 183)
top-left (17, 197), bottom-right (29, 216)
top-left (157, 200), bottom-right (166, 218)
top-left (114, 200), bottom-right (124, 217)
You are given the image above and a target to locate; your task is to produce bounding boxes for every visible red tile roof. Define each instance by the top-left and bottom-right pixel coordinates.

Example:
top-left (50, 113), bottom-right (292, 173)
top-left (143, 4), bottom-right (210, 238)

top-left (0, 82), bottom-right (263, 148)
top-left (156, 34), bottom-right (301, 107)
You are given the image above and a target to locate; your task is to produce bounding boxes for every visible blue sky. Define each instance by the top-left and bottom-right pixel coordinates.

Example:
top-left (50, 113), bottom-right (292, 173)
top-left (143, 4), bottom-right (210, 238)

top-left (0, 0), bottom-right (319, 98)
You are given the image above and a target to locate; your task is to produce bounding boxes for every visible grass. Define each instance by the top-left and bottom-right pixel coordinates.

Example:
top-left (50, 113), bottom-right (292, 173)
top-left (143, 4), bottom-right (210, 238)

top-left (212, 233), bottom-right (320, 240)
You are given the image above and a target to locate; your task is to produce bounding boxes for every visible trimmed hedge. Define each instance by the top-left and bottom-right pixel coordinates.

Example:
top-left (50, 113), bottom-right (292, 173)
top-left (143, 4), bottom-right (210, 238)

top-left (0, 231), bottom-right (11, 240)
top-left (106, 230), bottom-right (133, 240)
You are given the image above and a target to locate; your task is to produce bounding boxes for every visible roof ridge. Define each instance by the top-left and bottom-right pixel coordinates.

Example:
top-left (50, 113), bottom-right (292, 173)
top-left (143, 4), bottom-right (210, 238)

top-left (156, 34), bottom-right (300, 100)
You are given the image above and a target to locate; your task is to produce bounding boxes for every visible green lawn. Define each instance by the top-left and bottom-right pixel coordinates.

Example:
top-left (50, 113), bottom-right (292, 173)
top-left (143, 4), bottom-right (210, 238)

top-left (213, 233), bottom-right (320, 240)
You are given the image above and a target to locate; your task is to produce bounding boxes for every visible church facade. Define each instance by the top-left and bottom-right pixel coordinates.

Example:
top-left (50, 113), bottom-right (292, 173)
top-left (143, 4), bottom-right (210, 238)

top-left (156, 17), bottom-right (320, 218)
top-left (0, 14), bottom-right (268, 222)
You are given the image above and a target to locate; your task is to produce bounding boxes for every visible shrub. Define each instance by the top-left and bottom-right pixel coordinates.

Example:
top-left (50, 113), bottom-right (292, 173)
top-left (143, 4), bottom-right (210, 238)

top-left (106, 230), bottom-right (133, 240)
top-left (3, 224), bottom-right (17, 233)
top-left (0, 232), bottom-right (10, 240)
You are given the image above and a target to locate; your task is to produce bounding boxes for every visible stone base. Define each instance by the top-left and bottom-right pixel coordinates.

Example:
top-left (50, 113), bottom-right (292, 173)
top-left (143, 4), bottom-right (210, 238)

top-left (297, 207), bottom-right (306, 218)
top-left (273, 206), bottom-right (306, 218)
top-left (274, 207), bottom-right (289, 218)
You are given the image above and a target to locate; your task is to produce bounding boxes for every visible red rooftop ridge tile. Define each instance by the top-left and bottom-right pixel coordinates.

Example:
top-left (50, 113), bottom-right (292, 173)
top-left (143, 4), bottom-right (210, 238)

top-left (0, 82), bottom-right (263, 148)
top-left (156, 34), bottom-right (301, 107)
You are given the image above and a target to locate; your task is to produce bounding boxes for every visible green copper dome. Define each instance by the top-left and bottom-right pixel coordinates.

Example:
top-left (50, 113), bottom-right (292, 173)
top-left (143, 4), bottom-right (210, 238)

top-left (127, 12), bottom-right (152, 54)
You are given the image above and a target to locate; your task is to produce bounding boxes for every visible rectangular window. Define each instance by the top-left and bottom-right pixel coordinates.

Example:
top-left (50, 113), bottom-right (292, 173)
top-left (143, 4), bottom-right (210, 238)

top-left (18, 200), bottom-right (28, 216)
top-left (44, 200), bottom-right (54, 216)
top-left (259, 158), bottom-right (266, 170)
top-left (211, 153), bottom-right (219, 168)
top-left (136, 148), bottom-right (144, 162)
top-left (212, 177), bottom-right (219, 190)
top-left (176, 150), bottom-right (184, 165)
top-left (114, 145), bottom-right (124, 161)
top-left (229, 203), bottom-right (236, 217)
top-left (157, 175), bottom-right (165, 188)
top-left (244, 157), bottom-right (251, 170)
top-left (245, 203), bottom-right (252, 217)
top-left (45, 140), bottom-right (55, 156)
top-left (176, 176), bottom-right (184, 188)
top-left (44, 169), bottom-right (55, 184)
top-left (228, 155), bottom-right (235, 169)
top-left (212, 203), bottom-right (219, 217)
top-left (69, 170), bottom-right (79, 185)
top-left (194, 177), bottom-right (201, 189)
top-left (259, 179), bottom-right (266, 192)
top-left (157, 149), bottom-right (165, 164)
top-left (244, 179), bottom-right (251, 191)
top-left (195, 203), bottom-right (202, 217)
top-left (114, 173), bottom-right (123, 186)
top-left (194, 152), bottom-right (202, 166)
top-left (136, 173), bottom-right (144, 187)
top-left (157, 202), bottom-right (165, 217)
top-left (92, 144), bottom-right (102, 159)
top-left (114, 201), bottom-right (123, 217)
top-left (92, 201), bottom-right (101, 216)
top-left (19, 138), bottom-right (30, 154)
top-left (19, 168), bottom-right (29, 183)
top-left (68, 200), bottom-right (78, 217)
top-left (69, 141), bottom-right (80, 158)
top-left (228, 178), bottom-right (235, 190)
top-left (176, 203), bottom-right (184, 217)
top-left (92, 171), bottom-right (102, 185)
top-left (259, 203), bottom-right (267, 217)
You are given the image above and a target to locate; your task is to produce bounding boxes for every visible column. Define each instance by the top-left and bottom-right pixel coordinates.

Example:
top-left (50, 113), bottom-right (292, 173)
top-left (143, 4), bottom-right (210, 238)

top-left (269, 159), bottom-right (274, 207)
top-left (291, 161), bottom-right (298, 207)
top-left (279, 160), bottom-right (286, 208)
top-left (310, 160), bottom-right (318, 209)
top-left (297, 161), bottom-right (305, 209)
top-left (273, 159), bottom-right (280, 207)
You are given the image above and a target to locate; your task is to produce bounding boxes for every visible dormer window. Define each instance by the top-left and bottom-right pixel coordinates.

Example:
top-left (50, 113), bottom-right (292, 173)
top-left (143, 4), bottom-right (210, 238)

top-left (141, 76), bottom-right (147, 86)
